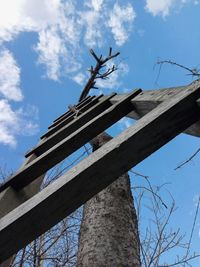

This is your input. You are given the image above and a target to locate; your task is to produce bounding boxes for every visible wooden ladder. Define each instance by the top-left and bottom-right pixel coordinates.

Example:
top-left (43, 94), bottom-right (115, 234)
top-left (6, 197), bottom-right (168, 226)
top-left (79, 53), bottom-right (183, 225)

top-left (0, 81), bottom-right (200, 263)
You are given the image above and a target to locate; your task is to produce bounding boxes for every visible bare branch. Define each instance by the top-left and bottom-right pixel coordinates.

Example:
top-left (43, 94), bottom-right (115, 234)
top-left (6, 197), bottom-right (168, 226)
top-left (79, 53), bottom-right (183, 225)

top-left (78, 47), bottom-right (120, 102)
top-left (174, 148), bottom-right (200, 170)
top-left (157, 59), bottom-right (200, 77)
top-left (183, 196), bottom-right (200, 265)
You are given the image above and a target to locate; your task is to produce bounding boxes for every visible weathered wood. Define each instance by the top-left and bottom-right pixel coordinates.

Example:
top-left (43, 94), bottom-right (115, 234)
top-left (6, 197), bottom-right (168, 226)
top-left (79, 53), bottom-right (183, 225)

top-left (0, 150), bottom-right (46, 267)
top-left (50, 96), bottom-right (96, 127)
top-left (0, 89), bottom-right (141, 192)
top-left (48, 95), bottom-right (103, 131)
top-left (0, 82), bottom-right (200, 263)
top-left (25, 94), bottom-right (116, 158)
top-left (0, 154), bottom-right (44, 218)
top-left (110, 85), bottom-right (200, 137)
top-left (53, 95), bottom-right (92, 123)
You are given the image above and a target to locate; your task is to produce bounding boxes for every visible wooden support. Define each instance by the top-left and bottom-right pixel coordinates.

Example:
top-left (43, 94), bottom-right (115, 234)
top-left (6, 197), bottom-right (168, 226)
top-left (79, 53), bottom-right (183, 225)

top-left (0, 81), bottom-right (200, 263)
top-left (0, 89), bottom-right (142, 192)
top-left (110, 85), bottom-right (200, 137)
top-left (25, 93), bottom-right (116, 158)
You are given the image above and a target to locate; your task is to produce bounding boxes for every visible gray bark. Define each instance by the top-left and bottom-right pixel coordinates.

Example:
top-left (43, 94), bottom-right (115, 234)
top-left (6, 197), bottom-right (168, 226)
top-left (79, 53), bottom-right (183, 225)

top-left (77, 132), bottom-right (140, 267)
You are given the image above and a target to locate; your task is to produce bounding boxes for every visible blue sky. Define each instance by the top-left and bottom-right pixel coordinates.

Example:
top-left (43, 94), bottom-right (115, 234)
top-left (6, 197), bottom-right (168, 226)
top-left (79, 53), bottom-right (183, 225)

top-left (0, 0), bottom-right (200, 265)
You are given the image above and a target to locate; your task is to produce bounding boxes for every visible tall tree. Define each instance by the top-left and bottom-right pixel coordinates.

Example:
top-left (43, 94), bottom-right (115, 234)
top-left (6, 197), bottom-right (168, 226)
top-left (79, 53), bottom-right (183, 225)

top-left (76, 49), bottom-right (141, 267)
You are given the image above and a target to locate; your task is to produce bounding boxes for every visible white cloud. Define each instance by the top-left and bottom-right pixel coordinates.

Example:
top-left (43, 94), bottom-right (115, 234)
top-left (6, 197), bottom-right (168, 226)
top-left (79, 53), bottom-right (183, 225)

top-left (0, 49), bottom-right (23, 101)
top-left (0, 0), bottom-right (136, 147)
top-left (80, 0), bottom-right (106, 48)
top-left (84, 0), bottom-right (104, 12)
top-left (117, 117), bottom-right (133, 131)
top-left (145, 0), bottom-right (174, 17)
top-left (145, 0), bottom-right (199, 17)
top-left (0, 48), bottom-right (38, 147)
top-left (35, 28), bottom-right (65, 81)
top-left (0, 0), bottom-right (61, 42)
top-left (72, 73), bottom-right (86, 86)
top-left (107, 3), bottom-right (136, 46)
top-left (0, 0), bottom-right (136, 81)
top-left (0, 100), bottom-right (39, 147)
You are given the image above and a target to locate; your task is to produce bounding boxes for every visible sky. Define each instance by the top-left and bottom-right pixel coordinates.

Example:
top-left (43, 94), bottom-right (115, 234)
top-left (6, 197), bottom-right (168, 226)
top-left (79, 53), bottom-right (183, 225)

top-left (0, 0), bottom-right (200, 265)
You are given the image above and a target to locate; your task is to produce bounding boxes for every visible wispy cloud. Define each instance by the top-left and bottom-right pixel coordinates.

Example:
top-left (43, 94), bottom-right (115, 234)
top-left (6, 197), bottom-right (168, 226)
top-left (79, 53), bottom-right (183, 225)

top-left (72, 73), bottom-right (86, 86)
top-left (0, 49), bottom-right (23, 101)
top-left (145, 0), bottom-right (173, 17)
top-left (0, 0), bottom-right (136, 147)
top-left (0, 100), bottom-right (39, 147)
top-left (0, 48), bottom-right (39, 147)
top-left (145, 0), bottom-right (199, 17)
top-left (0, 0), bottom-right (136, 82)
top-left (107, 3), bottom-right (136, 46)
top-left (117, 117), bottom-right (133, 131)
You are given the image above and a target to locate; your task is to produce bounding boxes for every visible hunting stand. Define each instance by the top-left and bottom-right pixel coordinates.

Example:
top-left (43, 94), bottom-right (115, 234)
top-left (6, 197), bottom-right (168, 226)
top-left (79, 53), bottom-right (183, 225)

top-left (0, 79), bottom-right (200, 263)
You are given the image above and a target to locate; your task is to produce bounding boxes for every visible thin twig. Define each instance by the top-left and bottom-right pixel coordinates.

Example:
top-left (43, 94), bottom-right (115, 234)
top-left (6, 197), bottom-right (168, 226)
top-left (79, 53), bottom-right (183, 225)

top-left (133, 186), bottom-right (168, 209)
top-left (183, 196), bottom-right (200, 264)
top-left (157, 60), bottom-right (200, 77)
top-left (174, 148), bottom-right (200, 170)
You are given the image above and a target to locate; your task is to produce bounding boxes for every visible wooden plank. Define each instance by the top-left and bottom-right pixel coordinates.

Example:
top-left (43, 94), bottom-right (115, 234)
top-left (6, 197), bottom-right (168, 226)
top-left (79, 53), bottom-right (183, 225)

top-left (0, 82), bottom-right (200, 263)
top-left (110, 85), bottom-right (200, 137)
top-left (45, 95), bottom-right (103, 134)
top-left (25, 93), bottom-right (116, 158)
top-left (53, 95), bottom-right (92, 123)
top-left (0, 89), bottom-right (142, 192)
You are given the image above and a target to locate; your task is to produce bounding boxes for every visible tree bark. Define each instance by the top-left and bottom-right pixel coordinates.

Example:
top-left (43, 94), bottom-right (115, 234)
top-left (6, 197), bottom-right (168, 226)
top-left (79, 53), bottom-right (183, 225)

top-left (77, 132), bottom-right (141, 267)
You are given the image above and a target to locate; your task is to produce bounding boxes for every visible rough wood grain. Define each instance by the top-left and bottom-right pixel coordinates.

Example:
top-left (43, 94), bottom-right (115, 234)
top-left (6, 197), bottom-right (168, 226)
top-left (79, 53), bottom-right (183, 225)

top-left (53, 95), bottom-right (92, 123)
top-left (25, 94), bottom-right (116, 158)
top-left (0, 150), bottom-right (46, 267)
top-left (110, 85), bottom-right (200, 137)
top-left (0, 82), bottom-right (200, 263)
top-left (47, 95), bottom-right (103, 133)
top-left (0, 89), bottom-right (141, 192)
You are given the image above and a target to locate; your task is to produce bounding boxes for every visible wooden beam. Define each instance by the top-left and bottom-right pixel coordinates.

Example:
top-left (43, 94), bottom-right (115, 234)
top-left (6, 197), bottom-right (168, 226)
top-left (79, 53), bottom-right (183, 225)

top-left (25, 93), bottom-right (116, 157)
top-left (0, 82), bottom-right (200, 262)
top-left (110, 85), bottom-right (200, 137)
top-left (0, 89), bottom-right (141, 192)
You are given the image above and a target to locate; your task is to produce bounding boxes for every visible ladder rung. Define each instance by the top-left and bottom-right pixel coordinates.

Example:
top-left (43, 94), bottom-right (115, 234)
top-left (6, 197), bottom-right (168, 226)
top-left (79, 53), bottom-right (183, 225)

top-left (44, 95), bottom-right (104, 136)
top-left (52, 96), bottom-right (95, 126)
top-left (25, 93), bottom-right (117, 158)
top-left (53, 95), bottom-right (92, 123)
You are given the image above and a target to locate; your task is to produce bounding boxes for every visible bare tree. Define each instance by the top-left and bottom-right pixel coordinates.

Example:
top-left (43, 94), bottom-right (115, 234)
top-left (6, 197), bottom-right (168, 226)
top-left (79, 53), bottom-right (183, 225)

top-left (76, 49), bottom-right (141, 267)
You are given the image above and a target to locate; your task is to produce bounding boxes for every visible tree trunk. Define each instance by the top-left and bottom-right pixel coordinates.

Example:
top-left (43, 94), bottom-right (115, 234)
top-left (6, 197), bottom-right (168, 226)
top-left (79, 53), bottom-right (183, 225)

top-left (77, 132), bottom-right (141, 267)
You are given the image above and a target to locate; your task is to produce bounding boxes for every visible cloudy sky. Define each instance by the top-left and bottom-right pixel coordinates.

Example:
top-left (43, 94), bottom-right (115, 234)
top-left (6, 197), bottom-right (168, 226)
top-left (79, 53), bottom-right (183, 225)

top-left (0, 0), bottom-right (200, 264)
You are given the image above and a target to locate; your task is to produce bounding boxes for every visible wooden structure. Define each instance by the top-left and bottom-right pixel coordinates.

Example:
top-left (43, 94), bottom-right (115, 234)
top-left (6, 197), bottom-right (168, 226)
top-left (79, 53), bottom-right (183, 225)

top-left (0, 80), bottom-right (200, 263)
